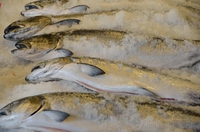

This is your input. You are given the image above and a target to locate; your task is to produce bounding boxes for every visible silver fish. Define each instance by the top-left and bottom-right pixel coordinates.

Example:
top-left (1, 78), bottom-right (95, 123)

top-left (4, 0), bottom-right (200, 41)
top-left (11, 34), bottom-right (73, 62)
top-left (21, 0), bottom-right (89, 17)
top-left (25, 57), bottom-right (200, 105)
top-left (16, 30), bottom-right (200, 82)
top-left (0, 92), bottom-right (200, 132)
top-left (3, 16), bottom-right (80, 41)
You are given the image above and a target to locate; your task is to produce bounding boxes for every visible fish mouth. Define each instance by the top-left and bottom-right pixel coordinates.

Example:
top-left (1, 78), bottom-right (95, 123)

top-left (4, 25), bottom-right (25, 34)
top-left (25, 3), bottom-right (42, 10)
top-left (11, 43), bottom-right (29, 54)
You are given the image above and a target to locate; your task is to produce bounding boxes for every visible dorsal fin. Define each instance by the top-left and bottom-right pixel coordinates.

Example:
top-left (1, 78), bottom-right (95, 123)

top-left (78, 63), bottom-right (105, 76)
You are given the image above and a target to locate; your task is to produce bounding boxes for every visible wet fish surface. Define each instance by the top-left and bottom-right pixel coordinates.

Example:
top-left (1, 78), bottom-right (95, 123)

top-left (25, 57), bottom-right (200, 105)
top-left (0, 92), bottom-right (200, 132)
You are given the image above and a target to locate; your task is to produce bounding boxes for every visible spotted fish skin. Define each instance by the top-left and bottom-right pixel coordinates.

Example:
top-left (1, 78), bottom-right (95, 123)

top-left (0, 92), bottom-right (200, 132)
top-left (25, 56), bottom-right (200, 105)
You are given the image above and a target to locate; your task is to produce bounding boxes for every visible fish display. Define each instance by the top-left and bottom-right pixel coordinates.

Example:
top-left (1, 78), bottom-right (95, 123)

top-left (1, 0), bottom-right (200, 131)
top-left (0, 92), bottom-right (200, 132)
top-left (21, 0), bottom-right (89, 17)
top-left (25, 57), bottom-right (200, 105)
top-left (11, 34), bottom-right (73, 61)
top-left (3, 16), bottom-right (80, 41)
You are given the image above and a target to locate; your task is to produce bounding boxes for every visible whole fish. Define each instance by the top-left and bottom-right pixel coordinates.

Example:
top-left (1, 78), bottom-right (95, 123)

top-left (11, 34), bottom-right (73, 61)
top-left (0, 92), bottom-right (199, 132)
top-left (5, 5), bottom-right (200, 41)
top-left (3, 16), bottom-right (80, 41)
top-left (15, 30), bottom-right (200, 69)
top-left (21, 0), bottom-right (89, 17)
top-left (25, 57), bottom-right (200, 105)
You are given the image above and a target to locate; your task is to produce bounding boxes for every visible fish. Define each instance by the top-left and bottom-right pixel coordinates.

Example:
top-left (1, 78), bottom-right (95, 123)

top-left (21, 0), bottom-right (89, 17)
top-left (11, 34), bottom-right (73, 61)
top-left (0, 92), bottom-right (200, 132)
top-left (5, 4), bottom-right (200, 41)
top-left (17, 30), bottom-right (200, 69)
top-left (3, 16), bottom-right (80, 41)
top-left (25, 57), bottom-right (200, 105)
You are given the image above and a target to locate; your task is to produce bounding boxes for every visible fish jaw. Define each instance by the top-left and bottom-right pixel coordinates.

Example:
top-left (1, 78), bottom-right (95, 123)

top-left (11, 48), bottom-right (73, 62)
top-left (4, 16), bottom-right (51, 41)
top-left (21, 5), bottom-right (61, 17)
top-left (25, 57), bottom-right (71, 83)
top-left (11, 48), bottom-right (50, 61)
top-left (0, 97), bottom-right (44, 129)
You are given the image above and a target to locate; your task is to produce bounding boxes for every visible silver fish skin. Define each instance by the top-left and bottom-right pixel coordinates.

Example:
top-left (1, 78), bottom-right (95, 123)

top-left (25, 57), bottom-right (200, 105)
top-left (0, 92), bottom-right (200, 132)
top-left (21, 0), bottom-right (89, 17)
top-left (16, 30), bottom-right (200, 69)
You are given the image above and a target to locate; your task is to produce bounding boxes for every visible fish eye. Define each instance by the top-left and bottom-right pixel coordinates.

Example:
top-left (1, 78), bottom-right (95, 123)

top-left (15, 44), bottom-right (28, 49)
top-left (31, 65), bottom-right (42, 72)
top-left (25, 5), bottom-right (39, 10)
top-left (4, 25), bottom-right (22, 34)
top-left (0, 111), bottom-right (7, 116)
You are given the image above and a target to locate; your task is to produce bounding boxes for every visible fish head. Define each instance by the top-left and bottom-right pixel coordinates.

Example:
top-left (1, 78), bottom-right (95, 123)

top-left (21, 0), bottom-right (69, 17)
top-left (15, 34), bottom-right (63, 50)
top-left (25, 57), bottom-right (72, 82)
top-left (11, 34), bottom-right (68, 61)
top-left (4, 16), bottom-right (51, 41)
top-left (0, 96), bottom-right (44, 128)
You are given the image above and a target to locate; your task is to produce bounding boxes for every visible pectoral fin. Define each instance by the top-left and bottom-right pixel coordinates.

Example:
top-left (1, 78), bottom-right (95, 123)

top-left (68, 5), bottom-right (90, 13)
top-left (55, 48), bottom-right (73, 57)
top-left (78, 63), bottom-right (105, 76)
top-left (53, 19), bottom-right (80, 27)
top-left (43, 110), bottom-right (70, 122)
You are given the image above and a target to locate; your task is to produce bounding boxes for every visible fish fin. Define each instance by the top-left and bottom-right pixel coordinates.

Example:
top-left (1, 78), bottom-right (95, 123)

top-left (43, 110), bottom-right (70, 122)
top-left (78, 63), bottom-right (105, 76)
top-left (53, 19), bottom-right (80, 27)
top-left (68, 5), bottom-right (90, 13)
top-left (55, 48), bottom-right (73, 57)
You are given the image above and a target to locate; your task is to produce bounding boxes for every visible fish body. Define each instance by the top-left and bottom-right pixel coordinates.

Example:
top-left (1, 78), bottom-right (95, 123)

top-left (26, 57), bottom-right (200, 105)
top-left (16, 30), bottom-right (200, 69)
top-left (4, 5), bottom-right (200, 41)
top-left (0, 92), bottom-right (200, 132)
